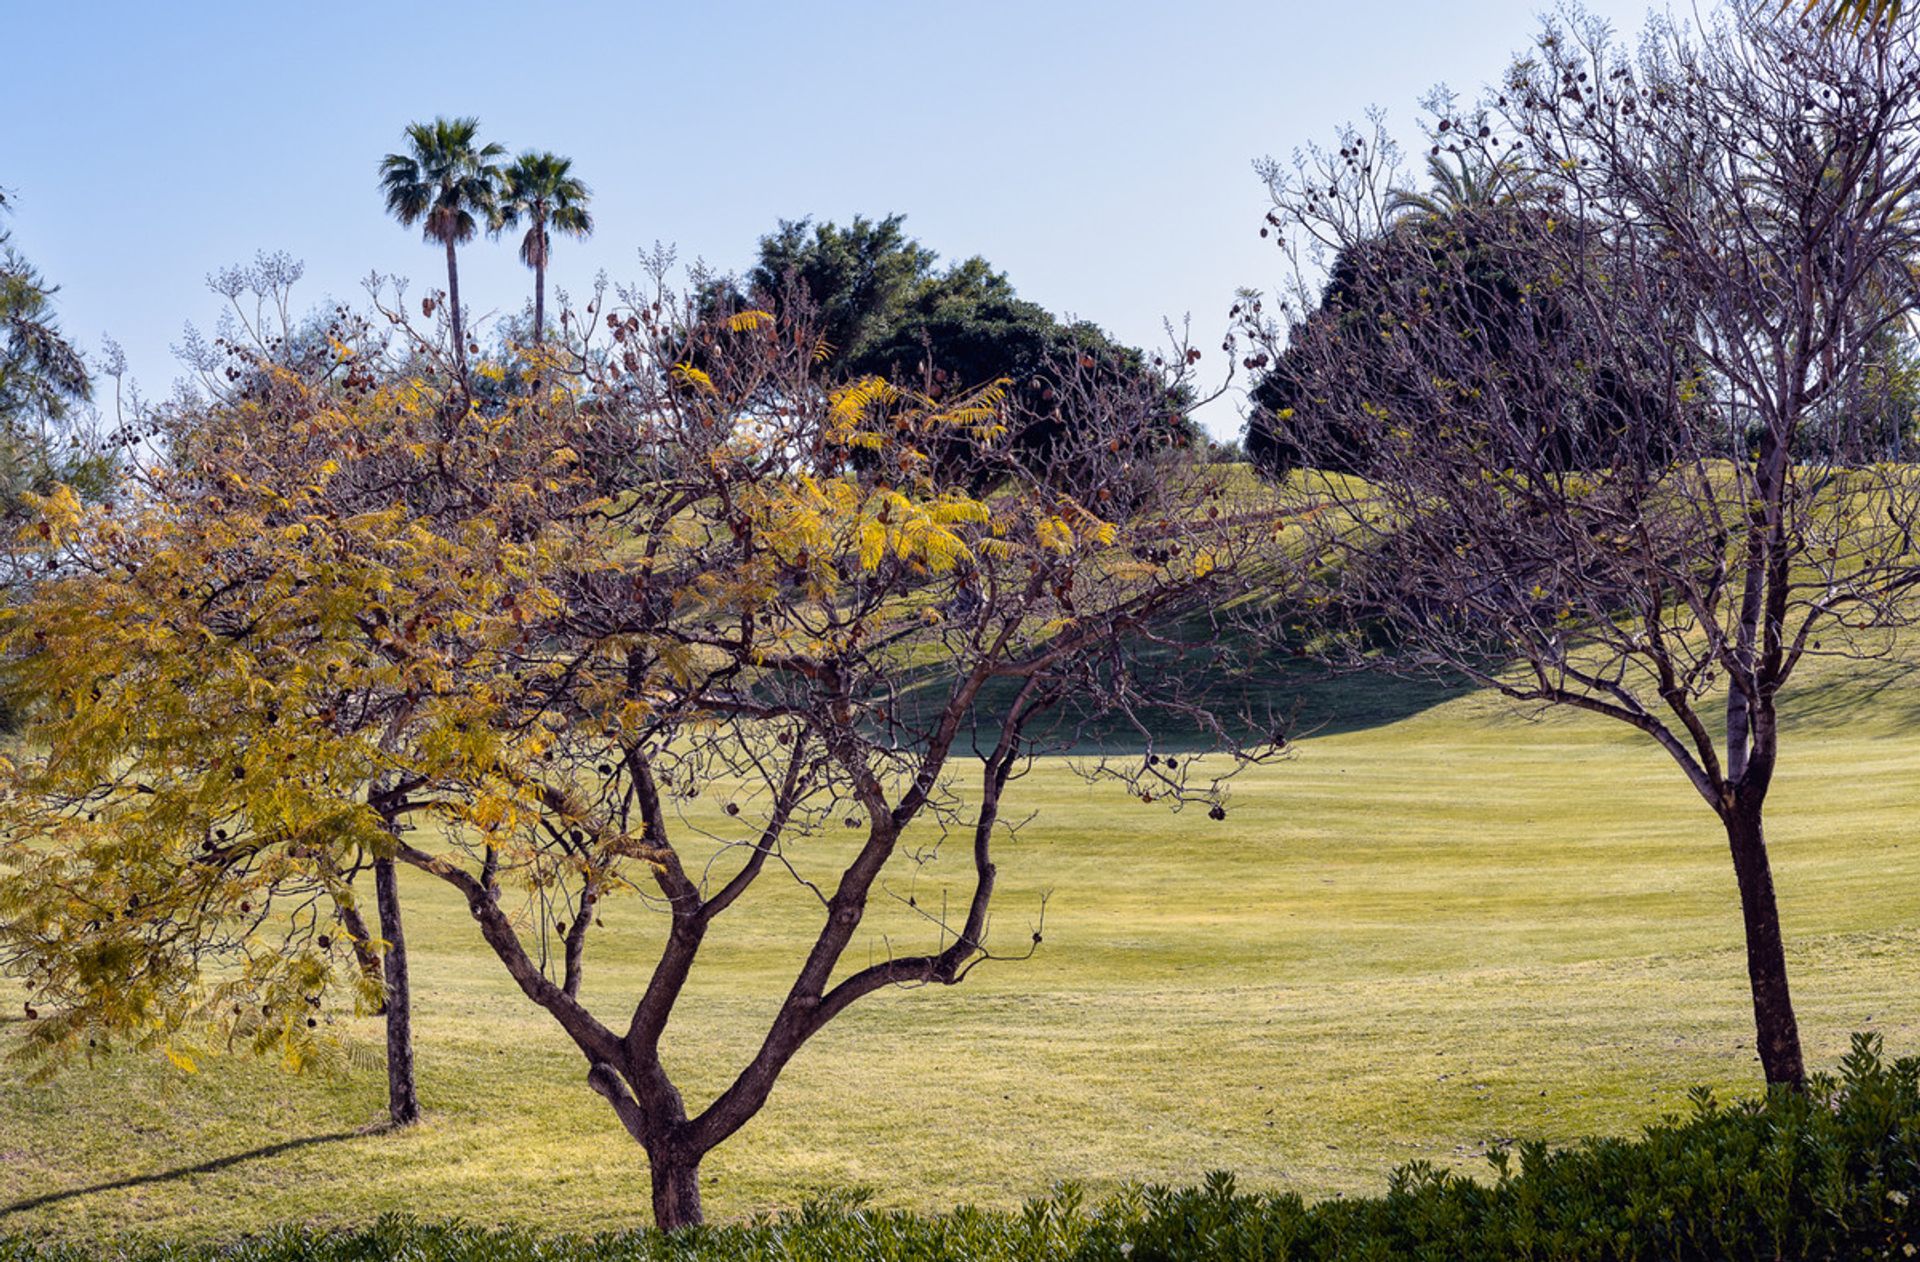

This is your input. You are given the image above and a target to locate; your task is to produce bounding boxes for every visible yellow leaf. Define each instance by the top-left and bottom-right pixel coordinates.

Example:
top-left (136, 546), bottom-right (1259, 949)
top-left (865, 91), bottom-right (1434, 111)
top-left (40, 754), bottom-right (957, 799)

top-left (671, 363), bottom-right (716, 393)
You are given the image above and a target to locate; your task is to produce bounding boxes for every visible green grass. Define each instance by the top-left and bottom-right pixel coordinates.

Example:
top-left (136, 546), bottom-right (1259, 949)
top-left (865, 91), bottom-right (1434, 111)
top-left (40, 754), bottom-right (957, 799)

top-left (3, 654), bottom-right (1919, 1242)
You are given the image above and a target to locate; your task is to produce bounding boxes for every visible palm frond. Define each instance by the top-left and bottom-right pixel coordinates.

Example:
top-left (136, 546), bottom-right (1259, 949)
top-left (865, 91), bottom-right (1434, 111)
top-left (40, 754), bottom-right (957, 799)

top-left (551, 205), bottom-right (593, 238)
top-left (493, 150), bottom-right (594, 268)
top-left (1798, 0), bottom-right (1903, 30)
top-left (380, 117), bottom-right (504, 244)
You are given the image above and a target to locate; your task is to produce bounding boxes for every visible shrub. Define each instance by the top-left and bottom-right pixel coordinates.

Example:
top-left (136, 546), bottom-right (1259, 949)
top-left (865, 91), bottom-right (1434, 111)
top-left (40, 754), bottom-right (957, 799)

top-left (1075, 1033), bottom-right (1920, 1261)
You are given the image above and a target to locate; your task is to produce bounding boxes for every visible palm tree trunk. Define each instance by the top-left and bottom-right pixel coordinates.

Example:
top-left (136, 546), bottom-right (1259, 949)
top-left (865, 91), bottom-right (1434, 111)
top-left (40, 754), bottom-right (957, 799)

top-left (374, 854), bottom-right (421, 1126)
top-left (444, 236), bottom-right (466, 379)
top-left (533, 260), bottom-right (546, 346)
top-left (532, 213), bottom-right (548, 346)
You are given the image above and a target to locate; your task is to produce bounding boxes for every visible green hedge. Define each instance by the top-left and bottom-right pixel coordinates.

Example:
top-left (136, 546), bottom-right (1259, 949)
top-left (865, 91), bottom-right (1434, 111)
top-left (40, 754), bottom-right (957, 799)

top-left (6, 1034), bottom-right (1917, 1261)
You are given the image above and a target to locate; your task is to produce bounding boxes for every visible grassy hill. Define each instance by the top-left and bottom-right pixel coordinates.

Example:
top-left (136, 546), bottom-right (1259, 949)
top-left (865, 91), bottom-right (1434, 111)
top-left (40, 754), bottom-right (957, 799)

top-left (2, 649), bottom-right (1917, 1241)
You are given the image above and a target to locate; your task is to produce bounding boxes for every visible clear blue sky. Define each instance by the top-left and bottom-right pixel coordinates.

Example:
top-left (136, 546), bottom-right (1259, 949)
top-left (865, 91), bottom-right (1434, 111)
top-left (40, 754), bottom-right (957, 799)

top-left (5, 0), bottom-right (1660, 437)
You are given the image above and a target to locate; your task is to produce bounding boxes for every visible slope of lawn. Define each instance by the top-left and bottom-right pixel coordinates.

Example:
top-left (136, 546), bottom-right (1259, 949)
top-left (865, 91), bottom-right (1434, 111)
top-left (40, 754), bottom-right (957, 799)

top-left (2, 650), bottom-right (1917, 1242)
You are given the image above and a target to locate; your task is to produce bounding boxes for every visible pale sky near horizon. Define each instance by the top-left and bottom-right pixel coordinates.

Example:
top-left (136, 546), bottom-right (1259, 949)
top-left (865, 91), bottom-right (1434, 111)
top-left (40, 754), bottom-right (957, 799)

top-left (5, 0), bottom-right (1665, 437)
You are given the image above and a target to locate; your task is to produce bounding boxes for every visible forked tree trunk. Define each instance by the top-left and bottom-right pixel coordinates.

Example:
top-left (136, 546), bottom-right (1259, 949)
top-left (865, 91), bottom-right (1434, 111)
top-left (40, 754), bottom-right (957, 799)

top-left (649, 1151), bottom-right (703, 1231)
top-left (444, 236), bottom-right (466, 379)
top-left (374, 854), bottom-right (421, 1126)
top-left (1724, 804), bottom-right (1806, 1087)
top-left (333, 894), bottom-right (385, 1010)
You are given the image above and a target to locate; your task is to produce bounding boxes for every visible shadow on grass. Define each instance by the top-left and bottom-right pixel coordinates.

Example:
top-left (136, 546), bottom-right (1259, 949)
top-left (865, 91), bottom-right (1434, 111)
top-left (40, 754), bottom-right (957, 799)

top-left (913, 654), bottom-right (1478, 757)
top-left (1781, 655), bottom-right (1920, 733)
top-left (0, 1130), bottom-right (362, 1217)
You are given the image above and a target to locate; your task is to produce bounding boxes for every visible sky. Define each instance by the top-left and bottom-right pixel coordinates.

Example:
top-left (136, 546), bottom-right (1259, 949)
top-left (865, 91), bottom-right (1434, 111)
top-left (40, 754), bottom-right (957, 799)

top-left (4, 0), bottom-right (1665, 438)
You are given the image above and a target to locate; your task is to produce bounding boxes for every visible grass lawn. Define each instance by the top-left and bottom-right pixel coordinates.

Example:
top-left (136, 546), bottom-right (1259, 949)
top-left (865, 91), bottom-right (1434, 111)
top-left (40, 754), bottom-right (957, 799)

top-left (2, 656), bottom-right (1917, 1241)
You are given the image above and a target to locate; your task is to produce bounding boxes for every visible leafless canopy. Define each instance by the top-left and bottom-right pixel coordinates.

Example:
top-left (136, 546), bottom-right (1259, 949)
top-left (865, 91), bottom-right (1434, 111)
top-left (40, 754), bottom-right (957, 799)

top-left (1247, 2), bottom-right (1920, 1086)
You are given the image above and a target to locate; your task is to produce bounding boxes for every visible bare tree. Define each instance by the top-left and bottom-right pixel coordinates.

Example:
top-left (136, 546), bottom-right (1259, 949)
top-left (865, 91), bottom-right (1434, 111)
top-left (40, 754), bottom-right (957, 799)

top-left (1247, 2), bottom-right (1920, 1087)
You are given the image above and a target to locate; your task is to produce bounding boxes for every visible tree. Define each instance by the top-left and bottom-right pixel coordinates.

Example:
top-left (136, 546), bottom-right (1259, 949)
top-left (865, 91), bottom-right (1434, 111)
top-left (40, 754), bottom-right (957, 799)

top-left (40, 253), bottom-right (431, 1126)
top-left (720, 215), bottom-right (1198, 487)
top-left (743, 214), bottom-right (936, 365)
top-left (1384, 149), bottom-right (1532, 222)
top-left (1796, 0), bottom-right (1904, 30)
top-left (0, 280), bottom-right (1272, 1229)
top-left (0, 191), bottom-right (93, 483)
top-left (1, 249), bottom-right (89, 432)
top-left (1247, 4), bottom-right (1920, 1087)
top-left (379, 117), bottom-right (504, 380)
top-left (1246, 198), bottom-right (1678, 480)
top-left (493, 152), bottom-right (593, 345)
top-left (0, 192), bottom-right (117, 610)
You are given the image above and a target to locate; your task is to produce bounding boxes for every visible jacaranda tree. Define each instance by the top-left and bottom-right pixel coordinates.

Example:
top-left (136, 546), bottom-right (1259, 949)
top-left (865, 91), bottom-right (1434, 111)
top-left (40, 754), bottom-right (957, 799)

top-left (1247, 2), bottom-right (1920, 1087)
top-left (0, 278), bottom-right (1273, 1229)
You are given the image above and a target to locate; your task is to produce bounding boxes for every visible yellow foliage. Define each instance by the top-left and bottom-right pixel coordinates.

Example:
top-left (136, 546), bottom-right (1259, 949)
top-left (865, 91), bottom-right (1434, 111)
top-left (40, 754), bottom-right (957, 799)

top-left (20, 483), bottom-right (85, 544)
top-left (827, 376), bottom-right (900, 443)
top-left (671, 363), bottom-right (717, 393)
top-left (1035, 516), bottom-right (1076, 554)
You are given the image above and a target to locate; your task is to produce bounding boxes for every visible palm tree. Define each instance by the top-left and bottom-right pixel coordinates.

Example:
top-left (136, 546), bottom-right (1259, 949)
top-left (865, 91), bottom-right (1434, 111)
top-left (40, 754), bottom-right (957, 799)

top-left (1385, 150), bottom-right (1532, 223)
top-left (379, 117), bottom-right (505, 378)
top-left (1798, 0), bottom-right (1903, 29)
top-left (493, 153), bottom-right (593, 345)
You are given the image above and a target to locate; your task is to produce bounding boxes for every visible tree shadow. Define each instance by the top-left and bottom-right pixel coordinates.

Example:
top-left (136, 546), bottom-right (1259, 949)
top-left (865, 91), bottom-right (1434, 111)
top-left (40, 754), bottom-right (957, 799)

top-left (890, 615), bottom-right (1479, 757)
top-left (1780, 655), bottom-right (1920, 732)
top-left (0, 1130), bottom-right (362, 1217)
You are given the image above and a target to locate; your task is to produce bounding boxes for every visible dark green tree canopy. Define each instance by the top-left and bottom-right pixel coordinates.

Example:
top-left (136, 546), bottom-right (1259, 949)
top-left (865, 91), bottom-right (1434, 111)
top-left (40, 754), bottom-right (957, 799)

top-left (743, 215), bottom-right (938, 366)
top-left (0, 194), bottom-right (110, 537)
top-left (0, 229), bottom-right (89, 428)
top-left (1245, 202), bottom-right (1689, 479)
top-left (718, 214), bottom-right (1195, 485)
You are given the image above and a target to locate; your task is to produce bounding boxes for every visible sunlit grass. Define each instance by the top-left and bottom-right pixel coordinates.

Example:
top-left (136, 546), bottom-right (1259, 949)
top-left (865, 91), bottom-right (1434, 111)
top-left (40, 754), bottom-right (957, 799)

top-left (2, 653), bottom-right (1916, 1241)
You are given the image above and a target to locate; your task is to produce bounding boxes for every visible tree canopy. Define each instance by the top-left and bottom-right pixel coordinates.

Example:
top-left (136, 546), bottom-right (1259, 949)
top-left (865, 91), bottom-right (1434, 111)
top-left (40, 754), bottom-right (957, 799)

top-left (717, 214), bottom-right (1197, 486)
top-left (1246, 165), bottom-right (1687, 479)
top-left (0, 192), bottom-right (112, 584)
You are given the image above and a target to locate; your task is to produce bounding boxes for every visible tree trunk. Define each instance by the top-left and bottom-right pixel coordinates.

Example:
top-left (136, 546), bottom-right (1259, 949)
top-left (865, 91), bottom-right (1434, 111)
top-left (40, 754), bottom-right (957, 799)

top-left (532, 220), bottom-right (547, 346)
top-left (333, 892), bottom-right (385, 1013)
top-left (1724, 805), bottom-right (1806, 1087)
top-left (444, 236), bottom-right (466, 380)
top-left (374, 855), bottom-right (421, 1126)
top-left (649, 1151), bottom-right (703, 1231)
